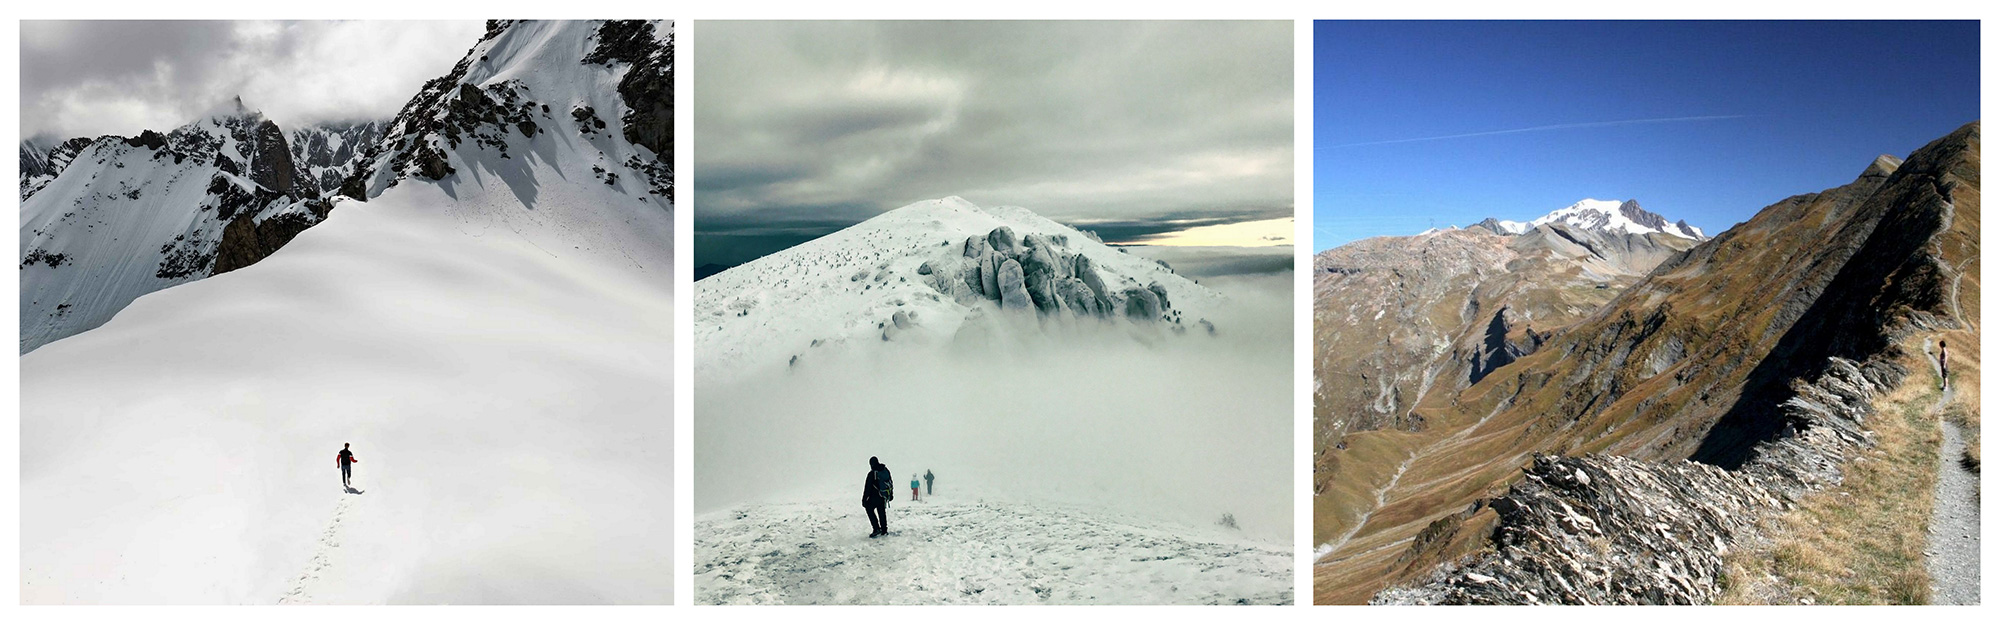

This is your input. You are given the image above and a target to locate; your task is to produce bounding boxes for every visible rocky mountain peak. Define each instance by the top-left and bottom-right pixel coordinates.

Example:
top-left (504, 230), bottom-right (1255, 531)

top-left (1861, 153), bottom-right (1904, 179)
top-left (341, 20), bottom-right (673, 202)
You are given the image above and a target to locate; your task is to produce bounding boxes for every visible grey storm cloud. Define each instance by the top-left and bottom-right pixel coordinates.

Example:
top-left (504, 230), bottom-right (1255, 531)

top-left (693, 21), bottom-right (1294, 267)
top-left (20, 20), bottom-right (485, 140)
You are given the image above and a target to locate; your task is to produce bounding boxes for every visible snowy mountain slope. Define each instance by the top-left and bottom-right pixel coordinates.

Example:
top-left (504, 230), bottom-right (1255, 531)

top-left (289, 120), bottom-right (384, 197)
top-left (19, 136), bottom-right (96, 200)
top-left (693, 196), bottom-right (1223, 384)
top-left (20, 194), bottom-right (673, 604)
top-left (20, 19), bottom-right (676, 604)
top-left (696, 495), bottom-right (1291, 605)
top-left (341, 19), bottom-right (672, 208)
top-left (331, 19), bottom-right (674, 273)
top-left (18, 101), bottom-right (328, 354)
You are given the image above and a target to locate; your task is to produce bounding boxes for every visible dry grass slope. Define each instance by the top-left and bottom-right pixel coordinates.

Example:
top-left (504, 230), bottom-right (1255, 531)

top-left (1719, 351), bottom-right (1939, 604)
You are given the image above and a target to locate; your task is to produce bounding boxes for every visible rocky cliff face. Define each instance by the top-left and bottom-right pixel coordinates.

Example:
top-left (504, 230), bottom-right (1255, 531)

top-left (288, 120), bottom-right (384, 197)
top-left (1376, 358), bottom-right (1894, 604)
top-left (1313, 122), bottom-right (1979, 604)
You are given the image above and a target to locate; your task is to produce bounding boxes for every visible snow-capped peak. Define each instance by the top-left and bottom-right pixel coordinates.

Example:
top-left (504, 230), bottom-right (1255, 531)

top-left (1526, 199), bottom-right (1706, 240)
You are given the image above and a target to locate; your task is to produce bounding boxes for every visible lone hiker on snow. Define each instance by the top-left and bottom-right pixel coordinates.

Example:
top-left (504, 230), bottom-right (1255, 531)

top-left (337, 443), bottom-right (358, 489)
top-left (924, 469), bottom-right (934, 496)
top-left (864, 456), bottom-right (894, 537)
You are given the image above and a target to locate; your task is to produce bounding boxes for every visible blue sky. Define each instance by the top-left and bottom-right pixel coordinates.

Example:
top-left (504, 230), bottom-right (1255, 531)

top-left (1314, 20), bottom-right (1979, 251)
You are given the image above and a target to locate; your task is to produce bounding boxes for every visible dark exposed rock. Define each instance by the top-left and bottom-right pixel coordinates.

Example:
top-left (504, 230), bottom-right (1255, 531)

top-left (213, 199), bottom-right (332, 275)
top-left (20, 249), bottom-right (69, 269)
top-left (1123, 286), bottom-right (1162, 322)
top-left (1469, 306), bottom-right (1541, 384)
top-left (245, 119), bottom-right (299, 195)
top-left (585, 20), bottom-right (674, 200)
top-left (1378, 357), bottom-right (1894, 605)
top-left (123, 130), bottom-right (168, 151)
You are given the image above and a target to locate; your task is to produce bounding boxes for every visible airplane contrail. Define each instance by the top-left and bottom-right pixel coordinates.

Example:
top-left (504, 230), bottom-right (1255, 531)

top-left (1320, 114), bottom-right (1752, 149)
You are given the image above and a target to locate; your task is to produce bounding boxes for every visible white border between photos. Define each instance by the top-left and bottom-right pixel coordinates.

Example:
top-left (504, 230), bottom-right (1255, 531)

top-left (3, 2), bottom-right (1995, 623)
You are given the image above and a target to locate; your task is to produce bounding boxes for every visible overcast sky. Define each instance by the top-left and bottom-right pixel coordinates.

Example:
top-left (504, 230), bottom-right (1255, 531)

top-left (694, 21), bottom-right (1293, 269)
top-left (20, 20), bottom-right (484, 141)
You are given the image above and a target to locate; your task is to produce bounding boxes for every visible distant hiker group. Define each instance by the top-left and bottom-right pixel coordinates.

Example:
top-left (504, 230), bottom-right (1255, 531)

top-left (861, 457), bottom-right (936, 538)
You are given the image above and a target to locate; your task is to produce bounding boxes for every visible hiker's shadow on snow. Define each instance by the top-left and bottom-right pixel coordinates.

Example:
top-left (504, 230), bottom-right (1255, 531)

top-left (345, 487), bottom-right (366, 495)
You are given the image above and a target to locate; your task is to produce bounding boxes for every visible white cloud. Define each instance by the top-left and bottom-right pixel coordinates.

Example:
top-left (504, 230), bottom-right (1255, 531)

top-left (20, 20), bottom-right (485, 139)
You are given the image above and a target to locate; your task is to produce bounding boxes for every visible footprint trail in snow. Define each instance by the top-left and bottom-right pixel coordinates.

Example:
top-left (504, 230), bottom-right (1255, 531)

top-left (279, 492), bottom-right (358, 604)
top-left (695, 497), bottom-right (1291, 605)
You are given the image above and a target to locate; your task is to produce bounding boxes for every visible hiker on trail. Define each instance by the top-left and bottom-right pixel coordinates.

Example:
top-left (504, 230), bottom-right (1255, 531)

top-left (336, 443), bottom-right (358, 489)
top-left (1940, 338), bottom-right (1950, 389)
top-left (911, 474), bottom-right (921, 501)
top-left (863, 456), bottom-right (894, 537)
top-left (924, 469), bottom-right (934, 495)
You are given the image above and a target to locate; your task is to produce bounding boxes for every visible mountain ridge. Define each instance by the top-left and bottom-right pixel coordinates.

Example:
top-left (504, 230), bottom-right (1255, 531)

top-left (1313, 121), bottom-right (1980, 604)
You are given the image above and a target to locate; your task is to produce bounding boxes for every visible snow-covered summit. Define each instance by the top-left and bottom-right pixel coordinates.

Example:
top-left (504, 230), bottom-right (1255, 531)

top-left (18, 99), bottom-right (331, 353)
top-left (1529, 198), bottom-right (1706, 239)
top-left (342, 20), bottom-right (672, 205)
top-left (695, 196), bottom-right (1224, 383)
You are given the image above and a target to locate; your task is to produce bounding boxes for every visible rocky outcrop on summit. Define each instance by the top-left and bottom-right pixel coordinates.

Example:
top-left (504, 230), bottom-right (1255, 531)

top-left (1376, 358), bottom-right (1895, 605)
top-left (1314, 122), bottom-right (1979, 604)
top-left (18, 102), bottom-right (333, 353)
top-left (925, 226), bottom-right (1184, 324)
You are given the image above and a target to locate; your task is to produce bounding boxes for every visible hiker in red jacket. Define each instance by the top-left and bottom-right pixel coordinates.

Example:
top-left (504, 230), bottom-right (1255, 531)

top-left (337, 443), bottom-right (358, 489)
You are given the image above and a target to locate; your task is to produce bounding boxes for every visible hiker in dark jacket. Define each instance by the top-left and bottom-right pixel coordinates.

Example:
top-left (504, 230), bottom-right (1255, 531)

top-left (863, 456), bottom-right (894, 537)
top-left (336, 443), bottom-right (358, 489)
top-left (924, 469), bottom-right (934, 495)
